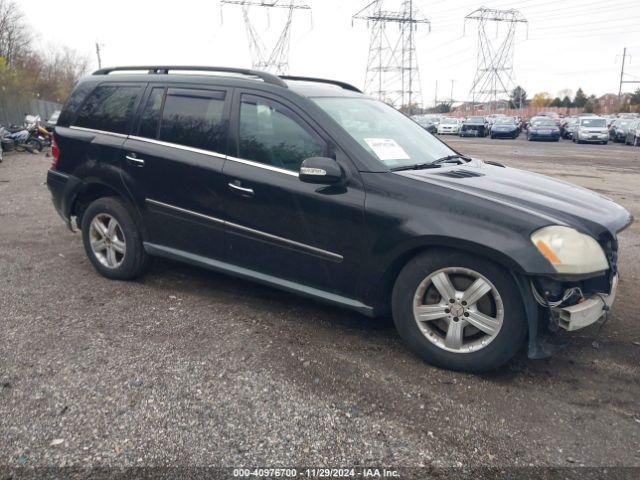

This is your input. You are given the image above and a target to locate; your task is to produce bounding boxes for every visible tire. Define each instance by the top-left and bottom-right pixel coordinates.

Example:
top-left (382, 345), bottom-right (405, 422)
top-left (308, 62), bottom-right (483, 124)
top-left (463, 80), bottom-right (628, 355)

top-left (81, 196), bottom-right (149, 280)
top-left (634, 136), bottom-right (640, 147)
top-left (26, 138), bottom-right (42, 153)
top-left (391, 249), bottom-right (527, 372)
top-left (602, 141), bottom-right (608, 145)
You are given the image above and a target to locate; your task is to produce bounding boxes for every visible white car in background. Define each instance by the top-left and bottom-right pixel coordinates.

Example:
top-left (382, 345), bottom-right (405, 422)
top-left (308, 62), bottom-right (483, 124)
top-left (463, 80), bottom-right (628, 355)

top-left (437, 117), bottom-right (460, 135)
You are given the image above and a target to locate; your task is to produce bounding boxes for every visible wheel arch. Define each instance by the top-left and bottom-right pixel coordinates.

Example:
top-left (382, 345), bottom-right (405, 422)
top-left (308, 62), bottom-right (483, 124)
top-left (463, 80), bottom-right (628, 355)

top-left (68, 178), bottom-right (140, 231)
top-left (370, 237), bottom-right (528, 316)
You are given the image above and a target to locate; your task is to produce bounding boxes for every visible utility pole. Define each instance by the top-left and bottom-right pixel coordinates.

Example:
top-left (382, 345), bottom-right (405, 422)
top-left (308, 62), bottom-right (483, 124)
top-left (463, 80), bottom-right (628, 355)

top-left (407, 0), bottom-right (413, 114)
top-left (434, 80), bottom-right (438, 109)
top-left (618, 47), bottom-right (627, 100)
top-left (450, 79), bottom-right (455, 104)
top-left (617, 47), bottom-right (639, 102)
top-left (353, 1), bottom-right (430, 112)
top-left (95, 42), bottom-right (102, 69)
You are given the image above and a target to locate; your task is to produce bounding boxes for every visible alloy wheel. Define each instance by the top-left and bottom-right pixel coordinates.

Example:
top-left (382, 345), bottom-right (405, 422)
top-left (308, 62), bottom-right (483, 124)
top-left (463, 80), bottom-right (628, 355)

top-left (89, 213), bottom-right (126, 269)
top-left (412, 267), bottom-right (504, 353)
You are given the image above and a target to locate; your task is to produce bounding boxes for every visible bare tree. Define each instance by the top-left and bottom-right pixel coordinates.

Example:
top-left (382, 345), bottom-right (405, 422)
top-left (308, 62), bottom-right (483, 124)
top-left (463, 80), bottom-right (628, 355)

top-left (0, 0), bottom-right (31, 65)
top-left (0, 0), bottom-right (88, 103)
top-left (36, 46), bottom-right (90, 101)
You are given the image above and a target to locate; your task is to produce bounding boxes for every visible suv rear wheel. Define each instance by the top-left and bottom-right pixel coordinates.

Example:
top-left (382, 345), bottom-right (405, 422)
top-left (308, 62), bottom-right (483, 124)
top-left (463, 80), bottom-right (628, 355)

top-left (81, 197), bottom-right (149, 280)
top-left (392, 250), bottom-right (527, 372)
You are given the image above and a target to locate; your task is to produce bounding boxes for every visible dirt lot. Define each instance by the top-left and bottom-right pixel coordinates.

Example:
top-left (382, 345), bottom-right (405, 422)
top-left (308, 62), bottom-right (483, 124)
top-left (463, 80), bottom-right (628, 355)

top-left (1, 137), bottom-right (639, 471)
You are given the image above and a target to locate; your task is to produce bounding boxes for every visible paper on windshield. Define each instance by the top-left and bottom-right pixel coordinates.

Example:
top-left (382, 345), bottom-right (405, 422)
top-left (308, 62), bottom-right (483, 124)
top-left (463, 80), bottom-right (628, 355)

top-left (364, 138), bottom-right (411, 161)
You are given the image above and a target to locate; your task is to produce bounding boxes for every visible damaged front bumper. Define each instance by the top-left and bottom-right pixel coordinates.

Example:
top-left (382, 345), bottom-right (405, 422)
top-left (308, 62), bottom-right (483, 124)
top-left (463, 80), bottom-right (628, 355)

top-left (553, 274), bottom-right (618, 331)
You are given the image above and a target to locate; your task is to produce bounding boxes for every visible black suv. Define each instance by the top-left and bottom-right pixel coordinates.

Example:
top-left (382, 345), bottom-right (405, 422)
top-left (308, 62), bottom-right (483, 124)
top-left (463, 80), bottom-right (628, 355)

top-left (47, 66), bottom-right (632, 372)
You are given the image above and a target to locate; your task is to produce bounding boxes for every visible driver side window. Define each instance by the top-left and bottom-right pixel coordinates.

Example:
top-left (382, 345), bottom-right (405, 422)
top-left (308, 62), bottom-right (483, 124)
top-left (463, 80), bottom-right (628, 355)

top-left (238, 94), bottom-right (326, 172)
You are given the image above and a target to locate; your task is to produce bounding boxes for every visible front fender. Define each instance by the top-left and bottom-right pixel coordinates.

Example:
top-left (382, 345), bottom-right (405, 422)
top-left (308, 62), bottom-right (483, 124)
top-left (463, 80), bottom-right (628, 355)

top-left (359, 232), bottom-right (552, 315)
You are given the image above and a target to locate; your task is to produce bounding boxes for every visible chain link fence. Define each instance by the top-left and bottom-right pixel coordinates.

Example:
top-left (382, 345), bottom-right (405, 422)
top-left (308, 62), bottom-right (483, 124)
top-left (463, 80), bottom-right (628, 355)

top-left (0, 94), bottom-right (62, 126)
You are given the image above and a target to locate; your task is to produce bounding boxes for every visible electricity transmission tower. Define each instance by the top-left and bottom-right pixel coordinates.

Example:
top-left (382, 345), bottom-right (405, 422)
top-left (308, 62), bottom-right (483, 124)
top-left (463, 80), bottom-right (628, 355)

top-left (464, 7), bottom-right (527, 112)
top-left (618, 47), bottom-right (639, 99)
top-left (221, 1), bottom-right (311, 75)
top-left (353, 0), bottom-right (430, 114)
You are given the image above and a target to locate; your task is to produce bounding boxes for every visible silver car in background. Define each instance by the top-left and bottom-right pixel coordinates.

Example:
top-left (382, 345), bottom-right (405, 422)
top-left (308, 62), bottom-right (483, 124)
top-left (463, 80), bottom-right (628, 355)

top-left (574, 117), bottom-right (609, 145)
top-left (625, 119), bottom-right (640, 146)
top-left (436, 117), bottom-right (460, 135)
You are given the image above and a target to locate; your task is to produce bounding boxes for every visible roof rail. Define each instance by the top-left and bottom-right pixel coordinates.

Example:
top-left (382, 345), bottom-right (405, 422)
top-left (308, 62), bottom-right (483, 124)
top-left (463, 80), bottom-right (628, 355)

top-left (92, 66), bottom-right (288, 89)
top-left (280, 75), bottom-right (362, 93)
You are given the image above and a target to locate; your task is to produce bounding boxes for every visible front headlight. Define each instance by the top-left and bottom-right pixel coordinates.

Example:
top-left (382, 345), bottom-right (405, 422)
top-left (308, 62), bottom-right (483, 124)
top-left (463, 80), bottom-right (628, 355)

top-left (531, 226), bottom-right (608, 274)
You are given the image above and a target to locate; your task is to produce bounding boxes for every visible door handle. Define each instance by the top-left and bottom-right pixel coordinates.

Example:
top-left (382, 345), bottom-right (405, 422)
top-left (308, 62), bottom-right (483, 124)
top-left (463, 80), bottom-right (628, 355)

top-left (228, 181), bottom-right (254, 196)
top-left (125, 153), bottom-right (145, 167)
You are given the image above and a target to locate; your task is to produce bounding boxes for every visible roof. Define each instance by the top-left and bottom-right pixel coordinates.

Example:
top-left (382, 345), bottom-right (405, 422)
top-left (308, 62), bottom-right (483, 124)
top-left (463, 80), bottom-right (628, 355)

top-left (90, 65), bottom-right (363, 99)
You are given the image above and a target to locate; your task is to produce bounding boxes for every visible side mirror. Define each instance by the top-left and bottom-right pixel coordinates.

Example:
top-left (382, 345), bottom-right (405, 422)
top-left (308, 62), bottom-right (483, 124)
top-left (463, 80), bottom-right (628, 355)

top-left (299, 157), bottom-right (343, 184)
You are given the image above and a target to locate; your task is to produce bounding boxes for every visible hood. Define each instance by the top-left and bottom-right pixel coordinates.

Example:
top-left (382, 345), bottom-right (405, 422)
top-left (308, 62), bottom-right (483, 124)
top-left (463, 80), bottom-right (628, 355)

top-left (395, 159), bottom-right (632, 237)
top-left (531, 124), bottom-right (559, 130)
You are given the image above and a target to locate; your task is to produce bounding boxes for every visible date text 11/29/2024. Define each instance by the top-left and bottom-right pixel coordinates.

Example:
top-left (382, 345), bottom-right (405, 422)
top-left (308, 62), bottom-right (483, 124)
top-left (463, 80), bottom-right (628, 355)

top-left (232, 468), bottom-right (400, 478)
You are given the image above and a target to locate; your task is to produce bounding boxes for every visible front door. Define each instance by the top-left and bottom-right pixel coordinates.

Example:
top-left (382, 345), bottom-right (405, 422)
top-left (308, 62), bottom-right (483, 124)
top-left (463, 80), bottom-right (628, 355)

top-left (220, 90), bottom-right (365, 298)
top-left (121, 85), bottom-right (231, 260)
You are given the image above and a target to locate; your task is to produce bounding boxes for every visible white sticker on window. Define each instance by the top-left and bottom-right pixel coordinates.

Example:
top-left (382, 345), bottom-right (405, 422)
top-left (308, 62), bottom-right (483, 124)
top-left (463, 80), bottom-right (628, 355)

top-left (364, 138), bottom-right (410, 161)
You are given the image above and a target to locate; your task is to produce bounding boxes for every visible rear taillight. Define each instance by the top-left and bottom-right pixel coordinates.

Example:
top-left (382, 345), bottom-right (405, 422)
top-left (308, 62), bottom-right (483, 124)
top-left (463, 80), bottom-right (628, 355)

top-left (51, 134), bottom-right (59, 169)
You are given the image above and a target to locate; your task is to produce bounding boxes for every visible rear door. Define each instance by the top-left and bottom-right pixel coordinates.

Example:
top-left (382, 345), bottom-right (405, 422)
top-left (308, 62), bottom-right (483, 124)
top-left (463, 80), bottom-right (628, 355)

top-left (220, 89), bottom-right (366, 297)
top-left (121, 85), bottom-right (231, 260)
top-left (62, 82), bottom-right (143, 177)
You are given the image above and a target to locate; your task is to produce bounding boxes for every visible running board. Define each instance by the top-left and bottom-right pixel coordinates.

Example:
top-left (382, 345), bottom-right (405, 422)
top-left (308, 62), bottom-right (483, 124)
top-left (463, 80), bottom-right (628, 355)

top-left (143, 243), bottom-right (374, 316)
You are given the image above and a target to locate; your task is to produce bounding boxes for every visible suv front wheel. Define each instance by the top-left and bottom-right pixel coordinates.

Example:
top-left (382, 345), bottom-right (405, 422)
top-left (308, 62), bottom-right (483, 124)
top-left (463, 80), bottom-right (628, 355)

top-left (81, 197), bottom-right (149, 280)
top-left (392, 250), bottom-right (527, 372)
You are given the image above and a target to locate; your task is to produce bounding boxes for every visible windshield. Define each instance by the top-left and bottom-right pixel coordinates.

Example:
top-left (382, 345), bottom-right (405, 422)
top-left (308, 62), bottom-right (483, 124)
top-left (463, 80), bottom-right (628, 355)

top-left (466, 117), bottom-right (484, 124)
top-left (441, 118), bottom-right (458, 124)
top-left (580, 118), bottom-right (606, 128)
top-left (617, 120), bottom-right (631, 127)
top-left (495, 118), bottom-right (515, 125)
top-left (314, 97), bottom-right (455, 168)
top-left (533, 120), bottom-right (556, 127)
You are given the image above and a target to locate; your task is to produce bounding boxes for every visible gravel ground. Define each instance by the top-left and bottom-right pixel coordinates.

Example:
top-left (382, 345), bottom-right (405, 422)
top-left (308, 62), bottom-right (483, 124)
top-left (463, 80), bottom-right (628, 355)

top-left (1, 137), bottom-right (639, 472)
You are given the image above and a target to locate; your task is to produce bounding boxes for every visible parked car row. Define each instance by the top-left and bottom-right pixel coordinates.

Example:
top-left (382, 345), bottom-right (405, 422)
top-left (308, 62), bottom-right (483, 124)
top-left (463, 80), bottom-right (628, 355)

top-left (608, 117), bottom-right (640, 146)
top-left (410, 111), bottom-right (640, 146)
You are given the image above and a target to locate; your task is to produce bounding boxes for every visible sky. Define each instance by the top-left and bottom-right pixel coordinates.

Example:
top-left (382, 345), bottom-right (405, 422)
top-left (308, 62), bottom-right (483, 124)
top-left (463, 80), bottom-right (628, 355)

top-left (18, 0), bottom-right (640, 106)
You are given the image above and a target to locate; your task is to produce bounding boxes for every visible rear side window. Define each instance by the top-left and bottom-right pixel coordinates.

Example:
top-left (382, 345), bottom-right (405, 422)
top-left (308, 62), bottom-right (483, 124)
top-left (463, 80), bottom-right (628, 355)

top-left (158, 88), bottom-right (226, 152)
top-left (74, 85), bottom-right (141, 134)
top-left (57, 82), bottom-right (95, 127)
top-left (238, 94), bottom-right (326, 172)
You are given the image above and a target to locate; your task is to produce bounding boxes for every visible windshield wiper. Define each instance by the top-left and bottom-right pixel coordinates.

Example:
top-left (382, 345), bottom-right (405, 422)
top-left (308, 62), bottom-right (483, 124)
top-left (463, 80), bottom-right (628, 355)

top-left (431, 154), bottom-right (471, 165)
top-left (390, 154), bottom-right (471, 172)
top-left (391, 154), bottom-right (471, 172)
top-left (390, 162), bottom-right (440, 171)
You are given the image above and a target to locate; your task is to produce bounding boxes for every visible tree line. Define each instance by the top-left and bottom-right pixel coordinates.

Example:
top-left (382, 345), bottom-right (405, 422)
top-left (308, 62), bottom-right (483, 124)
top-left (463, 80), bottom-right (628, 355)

top-left (510, 85), bottom-right (640, 112)
top-left (0, 0), bottom-right (88, 104)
